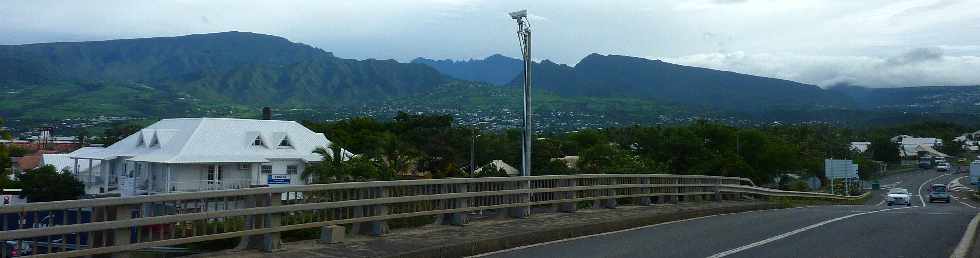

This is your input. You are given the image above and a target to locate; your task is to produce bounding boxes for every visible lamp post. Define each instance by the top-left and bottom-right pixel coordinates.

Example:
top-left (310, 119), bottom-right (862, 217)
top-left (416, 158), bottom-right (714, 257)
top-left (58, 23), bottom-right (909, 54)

top-left (510, 9), bottom-right (532, 177)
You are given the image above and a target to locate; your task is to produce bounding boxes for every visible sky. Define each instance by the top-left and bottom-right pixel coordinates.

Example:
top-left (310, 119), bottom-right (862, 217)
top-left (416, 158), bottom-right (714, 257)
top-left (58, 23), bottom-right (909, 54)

top-left (2, 0), bottom-right (980, 87)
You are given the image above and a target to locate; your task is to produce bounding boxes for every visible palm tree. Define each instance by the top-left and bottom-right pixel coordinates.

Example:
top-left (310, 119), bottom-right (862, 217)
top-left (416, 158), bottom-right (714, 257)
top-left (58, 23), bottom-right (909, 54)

top-left (303, 144), bottom-right (348, 183)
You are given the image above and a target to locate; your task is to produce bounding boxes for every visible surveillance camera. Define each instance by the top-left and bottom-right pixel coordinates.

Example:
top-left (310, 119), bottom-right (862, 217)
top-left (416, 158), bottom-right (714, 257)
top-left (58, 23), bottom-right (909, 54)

top-left (509, 10), bottom-right (527, 19)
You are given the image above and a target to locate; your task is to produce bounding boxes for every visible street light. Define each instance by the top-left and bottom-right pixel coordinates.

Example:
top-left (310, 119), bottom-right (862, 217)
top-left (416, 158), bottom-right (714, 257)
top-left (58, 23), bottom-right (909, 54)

top-left (510, 9), bottom-right (532, 177)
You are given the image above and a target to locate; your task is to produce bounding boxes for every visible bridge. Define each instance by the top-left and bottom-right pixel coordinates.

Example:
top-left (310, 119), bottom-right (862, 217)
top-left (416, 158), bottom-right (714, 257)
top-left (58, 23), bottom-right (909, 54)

top-left (0, 174), bottom-right (909, 258)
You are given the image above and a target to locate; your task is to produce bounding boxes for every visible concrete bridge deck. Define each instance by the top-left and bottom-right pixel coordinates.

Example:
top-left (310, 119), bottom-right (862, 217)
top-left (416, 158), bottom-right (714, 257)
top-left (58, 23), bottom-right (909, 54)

top-left (193, 201), bottom-right (775, 258)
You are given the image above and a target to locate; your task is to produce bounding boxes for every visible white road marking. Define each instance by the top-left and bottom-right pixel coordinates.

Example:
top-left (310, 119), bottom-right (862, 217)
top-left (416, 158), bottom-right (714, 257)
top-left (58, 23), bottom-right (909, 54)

top-left (943, 176), bottom-right (980, 209)
top-left (704, 206), bottom-right (914, 258)
top-left (467, 207), bottom-right (790, 258)
top-left (959, 201), bottom-right (977, 209)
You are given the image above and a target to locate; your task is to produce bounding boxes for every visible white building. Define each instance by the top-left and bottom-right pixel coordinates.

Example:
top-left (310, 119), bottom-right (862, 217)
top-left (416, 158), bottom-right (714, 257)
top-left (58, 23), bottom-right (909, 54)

top-left (474, 160), bottom-right (520, 176)
top-left (893, 135), bottom-right (944, 158)
top-left (68, 118), bottom-right (345, 196)
top-left (849, 142), bottom-right (871, 153)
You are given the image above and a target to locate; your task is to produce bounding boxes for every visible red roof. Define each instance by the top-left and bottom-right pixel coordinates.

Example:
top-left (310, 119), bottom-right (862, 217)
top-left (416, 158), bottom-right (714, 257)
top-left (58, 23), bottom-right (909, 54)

top-left (15, 155), bottom-right (41, 171)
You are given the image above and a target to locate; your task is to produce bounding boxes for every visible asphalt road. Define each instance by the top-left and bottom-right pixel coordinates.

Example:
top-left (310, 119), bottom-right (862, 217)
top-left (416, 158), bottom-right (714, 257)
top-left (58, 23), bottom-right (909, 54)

top-left (473, 169), bottom-right (980, 258)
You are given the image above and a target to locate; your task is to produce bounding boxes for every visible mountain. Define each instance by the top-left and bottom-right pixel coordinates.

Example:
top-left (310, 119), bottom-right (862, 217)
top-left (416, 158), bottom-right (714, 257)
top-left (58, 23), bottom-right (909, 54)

top-left (411, 54), bottom-right (522, 85)
top-left (509, 54), bottom-right (854, 112)
top-left (829, 85), bottom-right (980, 113)
top-left (0, 31), bottom-right (324, 83)
top-left (0, 31), bottom-right (450, 119)
top-left (5, 32), bottom-right (978, 132)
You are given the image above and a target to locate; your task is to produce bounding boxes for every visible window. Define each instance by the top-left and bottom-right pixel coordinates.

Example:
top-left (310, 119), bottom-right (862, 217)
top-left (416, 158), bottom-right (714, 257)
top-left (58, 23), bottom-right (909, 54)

top-left (253, 136), bottom-right (265, 147)
top-left (207, 165), bottom-right (223, 181)
top-left (286, 165), bottom-right (298, 175)
top-left (279, 136), bottom-right (292, 148)
top-left (261, 165), bottom-right (272, 174)
top-left (239, 164), bottom-right (250, 170)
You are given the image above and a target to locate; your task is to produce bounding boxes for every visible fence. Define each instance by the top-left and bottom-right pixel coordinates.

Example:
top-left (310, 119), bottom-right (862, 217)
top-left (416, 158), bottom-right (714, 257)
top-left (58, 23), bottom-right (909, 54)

top-left (0, 174), bottom-right (860, 257)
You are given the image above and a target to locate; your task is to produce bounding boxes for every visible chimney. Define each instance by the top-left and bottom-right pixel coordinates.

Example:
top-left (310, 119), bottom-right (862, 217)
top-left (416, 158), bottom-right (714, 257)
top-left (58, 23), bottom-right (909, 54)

top-left (262, 107), bottom-right (272, 120)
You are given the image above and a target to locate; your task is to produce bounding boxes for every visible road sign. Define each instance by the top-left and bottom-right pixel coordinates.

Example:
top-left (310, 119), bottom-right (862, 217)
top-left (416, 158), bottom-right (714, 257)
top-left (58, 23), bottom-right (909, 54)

top-left (825, 159), bottom-right (859, 179)
top-left (268, 175), bottom-right (291, 185)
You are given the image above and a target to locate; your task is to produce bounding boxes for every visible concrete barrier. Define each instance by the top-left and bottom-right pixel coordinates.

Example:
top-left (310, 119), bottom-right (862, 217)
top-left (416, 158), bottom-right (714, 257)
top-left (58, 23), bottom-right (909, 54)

top-left (951, 213), bottom-right (980, 258)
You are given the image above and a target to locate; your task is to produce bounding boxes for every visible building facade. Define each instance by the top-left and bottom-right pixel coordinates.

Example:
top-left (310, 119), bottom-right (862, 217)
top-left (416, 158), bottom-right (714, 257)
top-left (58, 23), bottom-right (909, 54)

top-left (68, 118), bottom-right (345, 196)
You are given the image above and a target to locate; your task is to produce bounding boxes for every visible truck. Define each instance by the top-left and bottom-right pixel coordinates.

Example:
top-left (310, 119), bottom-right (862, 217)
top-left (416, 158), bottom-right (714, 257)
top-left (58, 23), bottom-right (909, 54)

top-left (919, 156), bottom-right (934, 169)
top-left (970, 160), bottom-right (980, 184)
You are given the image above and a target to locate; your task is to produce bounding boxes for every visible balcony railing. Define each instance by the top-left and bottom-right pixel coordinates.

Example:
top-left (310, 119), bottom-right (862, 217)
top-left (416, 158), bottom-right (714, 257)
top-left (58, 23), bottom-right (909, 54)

top-left (167, 179), bottom-right (252, 193)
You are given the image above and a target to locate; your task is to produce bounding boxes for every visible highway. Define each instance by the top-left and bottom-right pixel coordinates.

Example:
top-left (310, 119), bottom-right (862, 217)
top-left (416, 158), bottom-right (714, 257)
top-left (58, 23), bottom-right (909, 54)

top-left (474, 169), bottom-right (980, 258)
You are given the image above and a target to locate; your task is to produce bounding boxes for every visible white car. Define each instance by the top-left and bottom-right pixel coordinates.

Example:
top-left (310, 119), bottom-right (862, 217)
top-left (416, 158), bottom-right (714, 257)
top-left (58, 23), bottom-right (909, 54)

top-left (887, 188), bottom-right (913, 206)
top-left (937, 163), bottom-right (950, 172)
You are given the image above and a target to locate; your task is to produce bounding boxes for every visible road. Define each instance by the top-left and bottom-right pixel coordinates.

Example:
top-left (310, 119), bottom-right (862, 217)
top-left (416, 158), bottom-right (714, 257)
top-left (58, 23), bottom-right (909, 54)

top-left (473, 169), bottom-right (980, 258)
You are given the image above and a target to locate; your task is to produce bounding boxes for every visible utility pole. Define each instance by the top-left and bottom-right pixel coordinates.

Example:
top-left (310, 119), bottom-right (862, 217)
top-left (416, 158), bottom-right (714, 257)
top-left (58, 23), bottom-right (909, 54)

top-left (510, 9), bottom-right (533, 177)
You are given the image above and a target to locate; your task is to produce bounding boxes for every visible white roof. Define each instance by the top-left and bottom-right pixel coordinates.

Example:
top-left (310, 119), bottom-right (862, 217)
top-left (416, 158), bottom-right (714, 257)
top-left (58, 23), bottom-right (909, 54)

top-left (900, 137), bottom-right (941, 146)
top-left (41, 154), bottom-right (73, 172)
top-left (475, 160), bottom-right (520, 176)
top-left (42, 153), bottom-right (101, 173)
top-left (849, 142), bottom-right (871, 153)
top-left (70, 118), bottom-right (345, 163)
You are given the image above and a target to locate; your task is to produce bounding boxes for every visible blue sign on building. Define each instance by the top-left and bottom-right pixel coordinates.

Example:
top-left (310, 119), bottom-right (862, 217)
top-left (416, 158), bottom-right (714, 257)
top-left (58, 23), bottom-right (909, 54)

top-left (268, 175), bottom-right (291, 184)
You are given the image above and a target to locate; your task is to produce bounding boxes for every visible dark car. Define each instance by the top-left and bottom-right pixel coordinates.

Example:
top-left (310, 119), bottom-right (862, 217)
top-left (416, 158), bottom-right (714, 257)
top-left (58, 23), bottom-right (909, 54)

top-left (928, 184), bottom-right (951, 203)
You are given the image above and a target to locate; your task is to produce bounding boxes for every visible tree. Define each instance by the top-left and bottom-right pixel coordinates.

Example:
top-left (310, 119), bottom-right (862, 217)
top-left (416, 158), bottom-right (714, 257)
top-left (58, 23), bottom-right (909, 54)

top-left (100, 123), bottom-right (143, 145)
top-left (16, 165), bottom-right (85, 202)
top-left (76, 128), bottom-right (90, 147)
top-left (0, 116), bottom-right (10, 182)
top-left (303, 145), bottom-right (348, 183)
top-left (868, 136), bottom-right (900, 163)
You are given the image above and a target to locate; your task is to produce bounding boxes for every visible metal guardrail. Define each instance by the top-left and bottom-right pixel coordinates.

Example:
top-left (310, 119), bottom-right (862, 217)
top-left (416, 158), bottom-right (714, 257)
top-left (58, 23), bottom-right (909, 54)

top-left (0, 174), bottom-right (858, 257)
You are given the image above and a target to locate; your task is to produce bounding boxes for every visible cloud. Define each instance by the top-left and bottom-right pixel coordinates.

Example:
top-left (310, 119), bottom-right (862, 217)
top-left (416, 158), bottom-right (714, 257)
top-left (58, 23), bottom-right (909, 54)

top-left (0, 0), bottom-right (978, 87)
top-left (664, 50), bottom-right (980, 87)
top-left (886, 47), bottom-right (943, 65)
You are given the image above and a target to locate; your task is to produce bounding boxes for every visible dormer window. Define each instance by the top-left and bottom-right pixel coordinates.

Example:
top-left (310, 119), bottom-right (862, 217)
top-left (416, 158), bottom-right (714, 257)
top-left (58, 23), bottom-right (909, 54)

top-left (253, 136), bottom-right (265, 147)
top-left (278, 136), bottom-right (292, 148)
top-left (149, 134), bottom-right (160, 147)
top-left (136, 132), bottom-right (146, 146)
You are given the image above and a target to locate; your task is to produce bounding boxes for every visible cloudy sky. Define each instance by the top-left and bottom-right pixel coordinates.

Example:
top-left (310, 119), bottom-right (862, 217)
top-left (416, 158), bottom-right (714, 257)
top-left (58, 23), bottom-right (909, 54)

top-left (2, 0), bottom-right (979, 87)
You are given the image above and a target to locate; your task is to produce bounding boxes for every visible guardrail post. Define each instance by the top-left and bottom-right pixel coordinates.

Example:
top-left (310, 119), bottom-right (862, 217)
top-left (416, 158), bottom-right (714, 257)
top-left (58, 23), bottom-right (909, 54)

top-left (558, 178), bottom-right (577, 212)
top-left (509, 180), bottom-right (530, 218)
top-left (602, 178), bottom-right (618, 209)
top-left (261, 193), bottom-right (282, 252)
top-left (319, 225), bottom-right (345, 244)
top-left (237, 194), bottom-right (261, 250)
top-left (639, 177), bottom-right (652, 206)
top-left (450, 183), bottom-right (469, 226)
top-left (369, 187), bottom-right (389, 236)
top-left (713, 179), bottom-right (723, 201)
top-left (110, 204), bottom-right (135, 258)
top-left (670, 178), bottom-right (680, 204)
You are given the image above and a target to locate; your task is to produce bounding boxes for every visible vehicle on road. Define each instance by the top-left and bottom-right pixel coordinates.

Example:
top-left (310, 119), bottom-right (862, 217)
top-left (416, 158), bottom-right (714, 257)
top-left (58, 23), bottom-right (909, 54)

top-left (937, 163), bottom-right (949, 172)
top-left (887, 188), bottom-right (913, 206)
top-left (4, 241), bottom-right (31, 257)
top-left (919, 156), bottom-right (934, 169)
top-left (928, 184), bottom-right (951, 203)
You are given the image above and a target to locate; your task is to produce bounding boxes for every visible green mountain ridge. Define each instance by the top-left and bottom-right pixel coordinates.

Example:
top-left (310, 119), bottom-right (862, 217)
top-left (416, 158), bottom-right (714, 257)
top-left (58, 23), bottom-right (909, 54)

top-left (3, 31), bottom-right (980, 130)
top-left (507, 53), bottom-right (855, 112)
